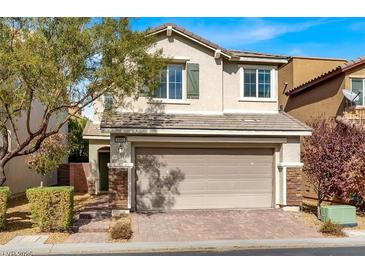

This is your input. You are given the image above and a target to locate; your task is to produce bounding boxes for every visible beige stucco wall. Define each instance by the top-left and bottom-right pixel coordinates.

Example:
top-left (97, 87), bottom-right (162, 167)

top-left (92, 31), bottom-right (283, 120)
top-left (4, 100), bottom-right (68, 194)
top-left (278, 57), bottom-right (346, 115)
top-left (223, 62), bottom-right (278, 113)
top-left (292, 58), bottom-right (345, 87)
top-left (282, 63), bottom-right (365, 124)
top-left (88, 139), bottom-right (110, 193)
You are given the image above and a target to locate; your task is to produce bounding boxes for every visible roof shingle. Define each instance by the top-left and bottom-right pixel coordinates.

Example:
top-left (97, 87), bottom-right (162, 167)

top-left (83, 120), bottom-right (109, 137)
top-left (100, 112), bottom-right (311, 132)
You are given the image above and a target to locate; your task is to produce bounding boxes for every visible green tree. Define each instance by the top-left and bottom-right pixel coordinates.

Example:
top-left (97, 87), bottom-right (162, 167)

top-left (0, 18), bottom-right (166, 185)
top-left (26, 134), bottom-right (69, 186)
top-left (68, 116), bottom-right (88, 163)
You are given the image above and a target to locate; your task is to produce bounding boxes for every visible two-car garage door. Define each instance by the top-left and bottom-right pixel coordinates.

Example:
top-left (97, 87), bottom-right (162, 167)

top-left (135, 147), bottom-right (273, 211)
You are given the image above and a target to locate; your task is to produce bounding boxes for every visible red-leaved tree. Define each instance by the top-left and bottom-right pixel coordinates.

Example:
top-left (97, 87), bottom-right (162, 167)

top-left (302, 117), bottom-right (365, 217)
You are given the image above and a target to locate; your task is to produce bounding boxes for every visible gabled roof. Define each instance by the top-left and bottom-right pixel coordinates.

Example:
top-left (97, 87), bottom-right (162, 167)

top-left (286, 56), bottom-right (365, 96)
top-left (148, 23), bottom-right (289, 62)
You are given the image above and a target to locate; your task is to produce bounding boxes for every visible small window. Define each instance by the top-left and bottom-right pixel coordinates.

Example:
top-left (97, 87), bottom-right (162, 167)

top-left (351, 79), bottom-right (364, 106)
top-left (242, 68), bottom-right (272, 99)
top-left (156, 65), bottom-right (183, 100)
top-left (104, 95), bottom-right (113, 110)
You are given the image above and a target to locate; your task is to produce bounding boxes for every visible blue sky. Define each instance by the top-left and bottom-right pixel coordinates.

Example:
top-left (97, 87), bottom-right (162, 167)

top-left (130, 17), bottom-right (365, 60)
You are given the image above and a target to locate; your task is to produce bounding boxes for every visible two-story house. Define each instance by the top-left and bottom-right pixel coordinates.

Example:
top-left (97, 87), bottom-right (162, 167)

top-left (83, 23), bottom-right (311, 214)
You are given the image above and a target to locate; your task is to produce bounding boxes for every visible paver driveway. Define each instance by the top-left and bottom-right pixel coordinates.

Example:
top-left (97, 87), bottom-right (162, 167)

top-left (131, 209), bottom-right (320, 242)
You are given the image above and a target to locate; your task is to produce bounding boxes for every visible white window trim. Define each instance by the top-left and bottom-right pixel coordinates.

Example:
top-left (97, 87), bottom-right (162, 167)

top-left (156, 64), bottom-right (185, 101)
top-left (350, 77), bottom-right (365, 108)
top-left (239, 65), bottom-right (277, 102)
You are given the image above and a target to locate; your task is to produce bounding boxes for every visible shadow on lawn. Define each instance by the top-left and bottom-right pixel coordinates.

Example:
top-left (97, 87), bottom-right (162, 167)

top-left (4, 196), bottom-right (34, 232)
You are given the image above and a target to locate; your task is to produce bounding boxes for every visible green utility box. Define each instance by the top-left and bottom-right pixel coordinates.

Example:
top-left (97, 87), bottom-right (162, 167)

top-left (320, 205), bottom-right (357, 227)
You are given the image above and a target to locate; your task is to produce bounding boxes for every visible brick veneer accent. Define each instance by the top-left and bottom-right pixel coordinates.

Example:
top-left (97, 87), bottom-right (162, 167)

top-left (57, 163), bottom-right (91, 193)
top-left (108, 167), bottom-right (129, 209)
top-left (286, 168), bottom-right (303, 206)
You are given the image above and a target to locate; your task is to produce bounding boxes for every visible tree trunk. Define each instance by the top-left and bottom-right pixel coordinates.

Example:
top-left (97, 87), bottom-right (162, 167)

top-left (317, 200), bottom-right (322, 219)
top-left (317, 190), bottom-right (322, 220)
top-left (0, 163), bottom-right (6, 186)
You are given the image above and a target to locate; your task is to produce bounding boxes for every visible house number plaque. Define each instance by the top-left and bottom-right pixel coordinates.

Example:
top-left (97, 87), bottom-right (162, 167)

top-left (114, 136), bottom-right (126, 143)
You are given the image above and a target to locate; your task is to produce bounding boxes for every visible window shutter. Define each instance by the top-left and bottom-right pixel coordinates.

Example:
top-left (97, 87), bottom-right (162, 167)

top-left (187, 63), bottom-right (199, 99)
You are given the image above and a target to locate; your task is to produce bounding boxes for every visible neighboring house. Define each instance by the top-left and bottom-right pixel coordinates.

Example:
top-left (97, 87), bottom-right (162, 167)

top-left (83, 23), bottom-right (311, 213)
top-left (278, 56), bottom-right (365, 199)
top-left (3, 101), bottom-right (68, 194)
top-left (279, 56), bottom-right (365, 123)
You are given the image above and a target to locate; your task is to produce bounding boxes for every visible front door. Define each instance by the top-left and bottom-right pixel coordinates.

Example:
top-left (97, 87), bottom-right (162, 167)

top-left (99, 151), bottom-right (110, 191)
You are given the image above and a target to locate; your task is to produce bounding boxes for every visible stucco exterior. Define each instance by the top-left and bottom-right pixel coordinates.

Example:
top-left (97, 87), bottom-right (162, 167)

top-left (278, 56), bottom-right (346, 119)
top-left (280, 59), bottom-right (365, 123)
top-left (87, 139), bottom-right (110, 193)
top-left (92, 31), bottom-right (283, 123)
top-left (4, 100), bottom-right (68, 194)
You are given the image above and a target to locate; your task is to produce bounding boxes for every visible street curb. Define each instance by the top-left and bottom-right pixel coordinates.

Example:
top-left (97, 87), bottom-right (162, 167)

top-left (3, 237), bottom-right (365, 255)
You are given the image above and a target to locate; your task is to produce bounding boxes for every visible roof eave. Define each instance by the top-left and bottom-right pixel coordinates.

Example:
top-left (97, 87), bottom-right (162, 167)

top-left (100, 127), bottom-right (312, 137)
top-left (147, 25), bottom-right (232, 59)
top-left (234, 56), bottom-right (288, 64)
top-left (286, 69), bottom-right (343, 97)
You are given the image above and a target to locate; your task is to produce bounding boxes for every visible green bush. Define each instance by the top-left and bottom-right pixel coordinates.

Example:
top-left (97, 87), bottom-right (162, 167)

top-left (0, 187), bottom-right (10, 230)
top-left (109, 214), bottom-right (132, 240)
top-left (26, 186), bottom-right (74, 231)
top-left (319, 220), bottom-right (345, 236)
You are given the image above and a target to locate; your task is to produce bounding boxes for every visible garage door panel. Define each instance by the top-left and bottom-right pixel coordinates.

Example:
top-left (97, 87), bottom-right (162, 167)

top-left (136, 193), bottom-right (273, 210)
top-left (136, 147), bottom-right (273, 210)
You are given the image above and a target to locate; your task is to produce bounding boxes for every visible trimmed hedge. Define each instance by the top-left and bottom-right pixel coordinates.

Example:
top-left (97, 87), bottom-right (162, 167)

top-left (26, 186), bottom-right (74, 231)
top-left (0, 187), bottom-right (10, 230)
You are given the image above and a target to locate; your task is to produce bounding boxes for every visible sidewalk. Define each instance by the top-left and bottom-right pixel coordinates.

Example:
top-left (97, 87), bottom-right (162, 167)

top-left (3, 237), bottom-right (365, 255)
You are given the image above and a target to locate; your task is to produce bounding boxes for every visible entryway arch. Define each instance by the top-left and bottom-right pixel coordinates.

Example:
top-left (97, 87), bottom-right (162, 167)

top-left (98, 146), bottom-right (110, 192)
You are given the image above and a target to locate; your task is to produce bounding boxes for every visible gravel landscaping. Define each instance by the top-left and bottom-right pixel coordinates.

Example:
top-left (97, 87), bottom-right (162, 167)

top-left (301, 198), bottom-right (365, 236)
top-left (0, 193), bottom-right (92, 245)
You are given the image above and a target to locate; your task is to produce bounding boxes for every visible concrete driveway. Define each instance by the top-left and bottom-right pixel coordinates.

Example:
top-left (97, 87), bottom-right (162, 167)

top-left (131, 209), bottom-right (321, 242)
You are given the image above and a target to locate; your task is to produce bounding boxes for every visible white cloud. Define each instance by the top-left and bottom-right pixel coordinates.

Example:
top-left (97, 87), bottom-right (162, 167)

top-left (190, 18), bottom-right (336, 47)
top-left (287, 48), bottom-right (306, 56)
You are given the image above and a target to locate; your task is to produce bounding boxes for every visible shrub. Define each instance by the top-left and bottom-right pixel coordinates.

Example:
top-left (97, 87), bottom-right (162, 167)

top-left (319, 220), bottom-right (345, 237)
top-left (302, 118), bottom-right (365, 216)
top-left (109, 214), bottom-right (132, 240)
top-left (0, 187), bottom-right (10, 230)
top-left (26, 186), bottom-right (74, 231)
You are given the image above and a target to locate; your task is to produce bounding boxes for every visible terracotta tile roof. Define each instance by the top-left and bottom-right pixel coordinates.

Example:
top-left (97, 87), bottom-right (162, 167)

top-left (148, 23), bottom-right (289, 60)
top-left (287, 56), bottom-right (365, 96)
top-left (100, 111), bottom-right (311, 132)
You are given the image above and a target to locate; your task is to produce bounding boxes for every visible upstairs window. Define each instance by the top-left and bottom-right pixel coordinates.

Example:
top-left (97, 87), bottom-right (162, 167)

top-left (242, 67), bottom-right (273, 99)
top-left (156, 65), bottom-right (183, 100)
top-left (351, 78), bottom-right (364, 106)
top-left (104, 95), bottom-right (113, 110)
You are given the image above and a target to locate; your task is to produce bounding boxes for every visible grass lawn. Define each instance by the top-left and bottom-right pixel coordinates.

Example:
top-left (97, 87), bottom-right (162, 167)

top-left (0, 193), bottom-right (92, 245)
top-left (301, 198), bottom-right (365, 236)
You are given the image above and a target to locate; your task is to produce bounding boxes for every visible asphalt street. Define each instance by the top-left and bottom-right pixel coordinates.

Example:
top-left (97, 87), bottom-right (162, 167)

top-left (87, 246), bottom-right (365, 256)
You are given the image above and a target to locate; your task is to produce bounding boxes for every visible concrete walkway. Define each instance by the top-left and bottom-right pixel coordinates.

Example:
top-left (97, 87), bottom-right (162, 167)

top-left (65, 194), bottom-right (111, 243)
top-left (3, 237), bottom-right (365, 255)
